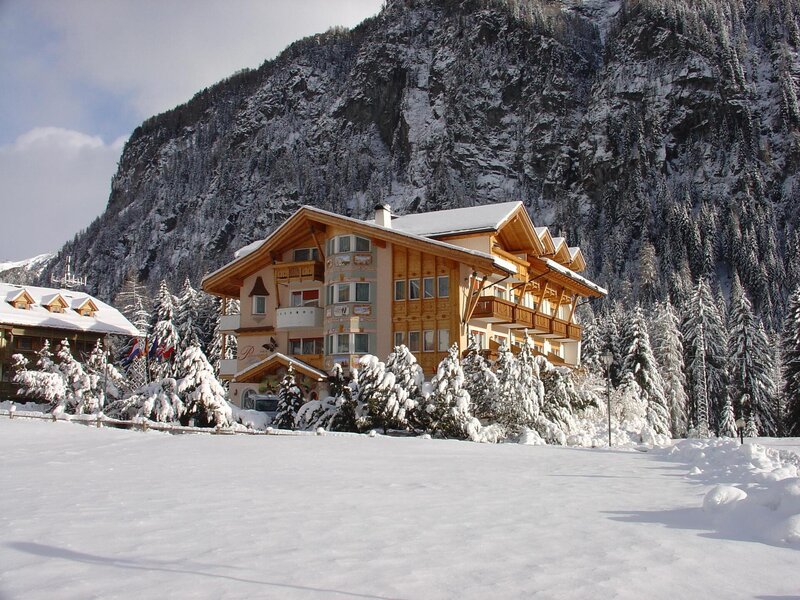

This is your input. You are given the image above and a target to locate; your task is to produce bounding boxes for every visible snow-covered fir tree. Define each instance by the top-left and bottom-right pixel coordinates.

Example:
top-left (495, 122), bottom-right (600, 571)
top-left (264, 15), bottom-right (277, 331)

top-left (385, 345), bottom-right (423, 429)
top-left (622, 307), bottom-right (670, 436)
top-left (151, 280), bottom-right (180, 377)
top-left (85, 339), bottom-right (128, 405)
top-left (175, 278), bottom-right (202, 357)
top-left (783, 287), bottom-right (800, 435)
top-left (493, 340), bottom-right (528, 433)
top-left (54, 340), bottom-right (101, 415)
top-left (461, 334), bottom-right (498, 420)
top-left (273, 365), bottom-right (304, 429)
top-left (537, 362), bottom-right (579, 445)
top-left (110, 377), bottom-right (184, 423)
top-left (175, 343), bottom-right (231, 427)
top-left (718, 397), bottom-right (738, 438)
top-left (728, 279), bottom-right (778, 435)
top-left (357, 354), bottom-right (402, 433)
top-left (11, 341), bottom-right (65, 408)
top-left (328, 363), bottom-right (361, 432)
top-left (650, 301), bottom-right (689, 437)
top-left (207, 298), bottom-right (238, 378)
top-left (683, 278), bottom-right (728, 435)
top-left (427, 344), bottom-right (479, 439)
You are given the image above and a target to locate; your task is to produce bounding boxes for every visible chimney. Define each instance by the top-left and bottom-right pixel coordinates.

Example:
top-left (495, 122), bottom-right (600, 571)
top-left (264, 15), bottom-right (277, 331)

top-left (375, 203), bottom-right (392, 228)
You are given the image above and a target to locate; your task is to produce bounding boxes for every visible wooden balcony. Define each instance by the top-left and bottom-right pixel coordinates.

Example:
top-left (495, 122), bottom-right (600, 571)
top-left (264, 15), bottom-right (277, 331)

top-left (540, 317), bottom-right (581, 340)
top-left (471, 296), bottom-right (515, 323)
top-left (273, 260), bottom-right (324, 283)
top-left (509, 305), bottom-right (534, 329)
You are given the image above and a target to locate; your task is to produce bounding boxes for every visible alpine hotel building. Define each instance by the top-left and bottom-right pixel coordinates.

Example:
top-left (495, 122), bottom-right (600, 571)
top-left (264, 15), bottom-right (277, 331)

top-left (202, 202), bottom-right (607, 406)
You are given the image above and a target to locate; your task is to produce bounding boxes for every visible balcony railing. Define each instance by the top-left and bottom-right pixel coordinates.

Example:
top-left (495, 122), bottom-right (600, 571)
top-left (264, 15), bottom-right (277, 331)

top-left (273, 260), bottom-right (324, 283)
top-left (276, 306), bottom-right (323, 329)
top-left (471, 296), bottom-right (514, 323)
top-left (218, 314), bottom-right (240, 332)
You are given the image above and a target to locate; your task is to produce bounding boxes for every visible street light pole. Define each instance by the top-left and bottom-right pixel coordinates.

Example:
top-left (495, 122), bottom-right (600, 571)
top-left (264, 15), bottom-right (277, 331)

top-left (602, 350), bottom-right (614, 448)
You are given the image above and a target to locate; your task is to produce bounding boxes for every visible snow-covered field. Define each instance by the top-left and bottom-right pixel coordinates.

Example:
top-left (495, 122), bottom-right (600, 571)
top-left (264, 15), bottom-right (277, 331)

top-left (1, 419), bottom-right (798, 600)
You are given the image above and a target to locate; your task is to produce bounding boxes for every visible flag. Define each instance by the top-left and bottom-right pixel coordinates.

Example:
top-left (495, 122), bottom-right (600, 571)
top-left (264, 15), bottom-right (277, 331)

top-left (121, 339), bottom-right (142, 367)
top-left (148, 336), bottom-right (159, 360)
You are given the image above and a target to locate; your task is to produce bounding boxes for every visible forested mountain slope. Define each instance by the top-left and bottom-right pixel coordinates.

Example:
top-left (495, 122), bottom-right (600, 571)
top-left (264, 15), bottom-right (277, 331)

top-left (41, 0), bottom-right (800, 326)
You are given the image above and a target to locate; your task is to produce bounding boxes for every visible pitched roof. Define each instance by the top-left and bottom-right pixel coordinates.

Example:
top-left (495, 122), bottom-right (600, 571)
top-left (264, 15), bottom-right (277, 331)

top-left (387, 201), bottom-right (522, 237)
top-left (0, 283), bottom-right (140, 336)
top-left (234, 352), bottom-right (328, 383)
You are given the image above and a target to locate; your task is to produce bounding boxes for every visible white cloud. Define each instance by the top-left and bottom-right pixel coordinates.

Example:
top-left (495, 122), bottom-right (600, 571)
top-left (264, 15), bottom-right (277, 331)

top-left (0, 127), bottom-right (124, 261)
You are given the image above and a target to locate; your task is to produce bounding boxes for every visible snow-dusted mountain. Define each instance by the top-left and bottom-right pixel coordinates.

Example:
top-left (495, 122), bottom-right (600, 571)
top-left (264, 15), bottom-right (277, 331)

top-left (41, 0), bottom-right (800, 326)
top-left (0, 254), bottom-right (54, 285)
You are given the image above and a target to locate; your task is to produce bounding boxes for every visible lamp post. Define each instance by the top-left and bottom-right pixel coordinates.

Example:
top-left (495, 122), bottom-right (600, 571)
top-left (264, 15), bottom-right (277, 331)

top-left (601, 350), bottom-right (614, 448)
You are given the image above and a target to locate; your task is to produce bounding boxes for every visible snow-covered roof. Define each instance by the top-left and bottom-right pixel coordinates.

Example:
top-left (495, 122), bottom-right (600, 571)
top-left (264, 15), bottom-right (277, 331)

top-left (234, 352), bottom-right (328, 382)
top-left (387, 201), bottom-right (522, 237)
top-left (234, 239), bottom-right (263, 259)
top-left (542, 259), bottom-right (608, 297)
top-left (0, 283), bottom-right (140, 336)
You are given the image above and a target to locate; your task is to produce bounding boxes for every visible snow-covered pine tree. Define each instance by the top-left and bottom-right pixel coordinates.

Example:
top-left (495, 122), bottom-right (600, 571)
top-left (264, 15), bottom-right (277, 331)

top-left (493, 340), bottom-right (528, 432)
top-left (650, 301), bottom-right (689, 437)
top-left (683, 278), bottom-right (728, 435)
top-left (718, 397), bottom-right (738, 438)
top-left (151, 280), bottom-right (180, 377)
top-left (728, 279), bottom-right (778, 435)
top-left (85, 339), bottom-right (128, 405)
top-left (356, 354), bottom-right (402, 433)
top-left (52, 340), bottom-right (100, 415)
top-left (110, 377), bottom-right (184, 423)
top-left (783, 287), bottom-right (800, 435)
top-left (175, 278), bottom-right (202, 357)
top-left (537, 361), bottom-right (579, 445)
top-left (328, 363), bottom-right (362, 432)
top-left (578, 316), bottom-right (604, 376)
top-left (273, 365), bottom-right (304, 429)
top-left (207, 298), bottom-right (237, 379)
top-left (385, 345), bottom-right (423, 429)
top-left (621, 306), bottom-right (670, 436)
top-left (427, 344), bottom-right (479, 439)
top-left (176, 343), bottom-right (231, 427)
top-left (11, 342), bottom-right (66, 407)
top-left (195, 290), bottom-right (219, 356)
top-left (461, 334), bottom-right (498, 420)
top-left (744, 409), bottom-right (758, 438)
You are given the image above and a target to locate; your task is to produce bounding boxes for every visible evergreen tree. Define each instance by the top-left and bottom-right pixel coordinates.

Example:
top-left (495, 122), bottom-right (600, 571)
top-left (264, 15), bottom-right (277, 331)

top-left (461, 334), bottom-right (498, 420)
top-left (110, 377), bottom-right (184, 423)
top-left (357, 354), bottom-right (402, 433)
top-left (683, 278), bottom-right (728, 435)
top-left (650, 301), bottom-right (689, 437)
top-left (783, 287), bottom-right (800, 435)
top-left (493, 340), bottom-right (529, 433)
top-left (427, 344), bottom-right (479, 439)
top-left (385, 345), bottom-right (423, 429)
top-left (622, 307), bottom-right (670, 436)
top-left (719, 397), bottom-right (738, 438)
top-left (176, 344), bottom-right (231, 427)
top-left (151, 280), bottom-right (180, 377)
top-left (85, 339), bottom-right (128, 405)
top-left (175, 278), bottom-right (202, 356)
top-left (728, 280), bottom-right (778, 435)
top-left (11, 341), bottom-right (65, 408)
top-left (537, 362), bottom-right (579, 445)
top-left (273, 365), bottom-right (304, 429)
top-left (55, 340), bottom-right (101, 415)
top-left (207, 298), bottom-right (238, 378)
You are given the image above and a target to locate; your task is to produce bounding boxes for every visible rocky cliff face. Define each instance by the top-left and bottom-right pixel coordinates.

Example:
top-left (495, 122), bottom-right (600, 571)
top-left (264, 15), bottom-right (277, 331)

top-left (42, 0), bottom-right (800, 326)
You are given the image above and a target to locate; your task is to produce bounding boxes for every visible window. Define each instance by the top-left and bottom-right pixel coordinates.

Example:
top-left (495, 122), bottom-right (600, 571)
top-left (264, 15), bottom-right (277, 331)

top-left (423, 277), bottom-right (434, 299)
top-left (337, 334), bottom-right (350, 354)
top-left (394, 331), bottom-right (404, 347)
top-left (394, 280), bottom-right (405, 301)
top-left (337, 236), bottom-right (351, 253)
top-left (15, 337), bottom-right (33, 350)
top-left (289, 338), bottom-right (323, 355)
top-left (408, 331), bottom-right (420, 353)
top-left (326, 335), bottom-right (333, 354)
top-left (354, 333), bottom-right (369, 354)
top-left (409, 279), bottom-right (420, 300)
top-left (438, 329), bottom-right (450, 352)
top-left (327, 285), bottom-right (334, 305)
top-left (293, 248), bottom-right (319, 261)
top-left (355, 282), bottom-right (370, 302)
top-left (252, 295), bottom-right (267, 315)
top-left (472, 330), bottom-right (486, 350)
top-left (290, 289), bottom-right (319, 307)
top-left (355, 236), bottom-right (371, 252)
top-left (437, 276), bottom-right (449, 298)
top-left (423, 330), bottom-right (435, 352)
top-left (494, 286), bottom-right (506, 300)
top-left (336, 284), bottom-right (350, 303)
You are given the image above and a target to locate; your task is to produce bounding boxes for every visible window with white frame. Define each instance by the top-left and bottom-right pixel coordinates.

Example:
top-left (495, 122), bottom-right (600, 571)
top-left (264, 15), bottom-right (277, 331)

top-left (438, 329), bottom-right (449, 352)
top-left (290, 289), bottom-right (319, 307)
top-left (336, 333), bottom-right (350, 354)
top-left (355, 236), bottom-right (371, 252)
top-left (409, 279), bottom-right (420, 300)
top-left (329, 282), bottom-right (372, 304)
top-left (289, 338), bottom-right (323, 355)
top-left (408, 331), bottom-right (420, 352)
top-left (330, 235), bottom-right (372, 254)
top-left (336, 283), bottom-right (350, 303)
top-left (327, 333), bottom-right (370, 355)
top-left (423, 277), bottom-right (434, 299)
top-left (354, 333), bottom-right (369, 354)
top-left (423, 330), bottom-right (435, 352)
top-left (252, 295), bottom-right (267, 315)
top-left (394, 280), bottom-right (405, 301)
top-left (394, 331), bottom-right (404, 347)
top-left (355, 282), bottom-right (370, 302)
top-left (293, 247), bottom-right (319, 262)
top-left (437, 275), bottom-right (449, 298)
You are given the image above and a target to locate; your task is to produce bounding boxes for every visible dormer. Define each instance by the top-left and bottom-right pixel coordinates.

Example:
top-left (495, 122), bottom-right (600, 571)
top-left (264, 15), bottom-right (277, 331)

top-left (73, 297), bottom-right (99, 318)
top-left (568, 247), bottom-right (586, 272)
top-left (6, 289), bottom-right (35, 310)
top-left (41, 293), bottom-right (69, 314)
top-left (550, 237), bottom-right (572, 266)
top-left (535, 227), bottom-right (556, 257)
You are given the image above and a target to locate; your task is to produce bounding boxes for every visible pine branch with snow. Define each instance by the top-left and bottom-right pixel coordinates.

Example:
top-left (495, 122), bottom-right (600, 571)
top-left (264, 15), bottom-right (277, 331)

top-left (176, 344), bottom-right (231, 427)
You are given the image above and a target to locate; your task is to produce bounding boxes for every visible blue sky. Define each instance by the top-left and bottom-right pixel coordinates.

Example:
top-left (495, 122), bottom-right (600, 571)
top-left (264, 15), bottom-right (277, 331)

top-left (0, 0), bottom-right (383, 262)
